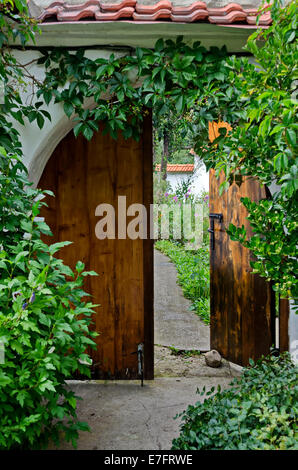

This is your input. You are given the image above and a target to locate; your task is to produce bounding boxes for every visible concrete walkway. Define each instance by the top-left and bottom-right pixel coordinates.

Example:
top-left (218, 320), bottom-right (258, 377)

top-left (53, 248), bottom-right (239, 450)
top-left (154, 249), bottom-right (210, 351)
top-left (57, 376), bottom-right (233, 450)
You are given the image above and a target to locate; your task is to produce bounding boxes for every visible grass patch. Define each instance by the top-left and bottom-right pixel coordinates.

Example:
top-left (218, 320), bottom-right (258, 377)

top-left (155, 240), bottom-right (210, 324)
top-left (168, 346), bottom-right (201, 357)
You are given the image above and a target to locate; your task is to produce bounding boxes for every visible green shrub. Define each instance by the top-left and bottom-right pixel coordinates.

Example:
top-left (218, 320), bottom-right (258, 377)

top-left (155, 240), bottom-right (210, 324)
top-left (172, 354), bottom-right (298, 450)
top-left (0, 148), bottom-right (98, 449)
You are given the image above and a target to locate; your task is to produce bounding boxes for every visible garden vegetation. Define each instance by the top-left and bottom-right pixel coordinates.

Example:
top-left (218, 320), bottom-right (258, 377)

top-left (172, 354), bottom-right (298, 450)
top-left (0, 0), bottom-right (297, 450)
top-left (0, 1), bottom-right (98, 449)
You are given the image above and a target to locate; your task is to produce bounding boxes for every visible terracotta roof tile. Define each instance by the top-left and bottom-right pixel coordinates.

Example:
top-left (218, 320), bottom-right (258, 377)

top-left (155, 164), bottom-right (194, 172)
top-left (207, 2), bottom-right (244, 15)
top-left (171, 2), bottom-right (207, 15)
top-left (135, 0), bottom-right (172, 14)
top-left (209, 10), bottom-right (247, 24)
top-left (133, 8), bottom-right (172, 21)
top-left (171, 9), bottom-right (208, 23)
top-left (29, 1), bottom-right (272, 26)
top-left (101, 0), bottom-right (137, 11)
top-left (247, 11), bottom-right (272, 25)
top-left (96, 7), bottom-right (134, 20)
top-left (57, 4), bottom-right (99, 21)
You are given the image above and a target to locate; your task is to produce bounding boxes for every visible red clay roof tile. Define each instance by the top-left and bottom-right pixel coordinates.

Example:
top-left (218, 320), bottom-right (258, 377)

top-left (96, 6), bottom-right (134, 20)
top-left (207, 2), bottom-right (244, 15)
top-left (135, 0), bottom-right (172, 14)
top-left (209, 10), bottom-right (247, 24)
top-left (30, 1), bottom-right (272, 26)
top-left (247, 11), bottom-right (272, 25)
top-left (101, 0), bottom-right (137, 11)
top-left (133, 8), bottom-right (172, 21)
top-left (171, 9), bottom-right (209, 23)
top-left (57, 4), bottom-right (99, 21)
top-left (171, 2), bottom-right (207, 15)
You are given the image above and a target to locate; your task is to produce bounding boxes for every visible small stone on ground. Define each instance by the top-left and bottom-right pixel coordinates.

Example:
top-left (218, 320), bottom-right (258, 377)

top-left (205, 349), bottom-right (222, 368)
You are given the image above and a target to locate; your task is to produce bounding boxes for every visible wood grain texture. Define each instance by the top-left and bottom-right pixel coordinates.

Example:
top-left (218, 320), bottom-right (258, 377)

top-left (209, 122), bottom-right (273, 366)
top-left (279, 298), bottom-right (289, 352)
top-left (39, 116), bottom-right (153, 379)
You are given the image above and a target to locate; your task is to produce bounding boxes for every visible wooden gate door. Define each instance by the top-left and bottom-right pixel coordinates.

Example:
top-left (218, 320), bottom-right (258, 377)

top-left (38, 115), bottom-right (154, 379)
top-left (209, 122), bottom-right (274, 366)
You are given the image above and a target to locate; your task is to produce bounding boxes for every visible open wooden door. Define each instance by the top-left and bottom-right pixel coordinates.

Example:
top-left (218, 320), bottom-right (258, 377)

top-left (38, 114), bottom-right (154, 379)
top-left (209, 122), bottom-right (274, 366)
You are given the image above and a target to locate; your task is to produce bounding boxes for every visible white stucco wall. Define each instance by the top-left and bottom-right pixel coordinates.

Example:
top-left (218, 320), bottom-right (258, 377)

top-left (166, 172), bottom-right (191, 193)
top-left (167, 169), bottom-right (209, 196)
top-left (164, 160), bottom-right (209, 197)
top-left (192, 160), bottom-right (209, 195)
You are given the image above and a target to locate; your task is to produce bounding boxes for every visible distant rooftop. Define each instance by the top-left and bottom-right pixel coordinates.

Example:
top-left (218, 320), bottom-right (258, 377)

top-left (155, 164), bottom-right (195, 172)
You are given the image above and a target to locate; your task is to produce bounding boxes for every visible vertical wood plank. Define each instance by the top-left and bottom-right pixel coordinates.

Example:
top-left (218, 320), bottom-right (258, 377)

top-left (279, 298), bottom-right (289, 352)
top-left (209, 168), bottom-right (229, 360)
top-left (85, 125), bottom-right (117, 376)
top-left (114, 130), bottom-right (144, 378)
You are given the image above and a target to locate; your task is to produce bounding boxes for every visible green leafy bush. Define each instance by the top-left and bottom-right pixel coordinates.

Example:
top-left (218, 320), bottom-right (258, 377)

top-left (172, 354), bottom-right (298, 450)
top-left (0, 148), bottom-right (98, 449)
top-left (155, 240), bottom-right (210, 324)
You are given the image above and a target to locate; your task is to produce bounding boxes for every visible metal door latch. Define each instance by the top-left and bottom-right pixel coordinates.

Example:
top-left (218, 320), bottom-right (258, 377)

top-left (137, 343), bottom-right (144, 387)
top-left (208, 213), bottom-right (223, 250)
top-left (131, 343), bottom-right (144, 386)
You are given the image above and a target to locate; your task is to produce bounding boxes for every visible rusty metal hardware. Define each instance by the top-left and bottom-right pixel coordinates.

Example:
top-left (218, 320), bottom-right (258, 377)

top-left (131, 343), bottom-right (144, 386)
top-left (208, 213), bottom-right (223, 250)
top-left (137, 343), bottom-right (144, 387)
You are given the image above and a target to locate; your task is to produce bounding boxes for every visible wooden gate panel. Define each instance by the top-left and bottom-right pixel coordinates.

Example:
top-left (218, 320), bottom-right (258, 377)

top-left (209, 122), bottom-right (274, 365)
top-left (39, 116), bottom-right (153, 379)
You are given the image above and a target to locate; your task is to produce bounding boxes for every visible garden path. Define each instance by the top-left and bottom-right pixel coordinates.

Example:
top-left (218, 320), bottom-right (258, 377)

top-left (154, 249), bottom-right (210, 352)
